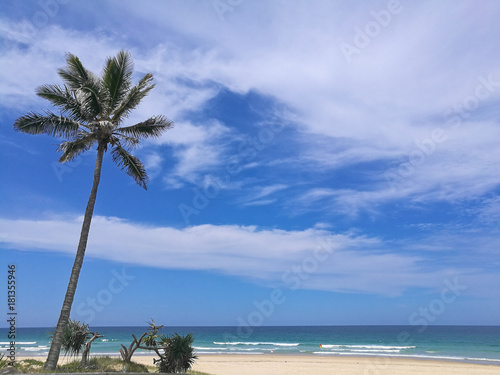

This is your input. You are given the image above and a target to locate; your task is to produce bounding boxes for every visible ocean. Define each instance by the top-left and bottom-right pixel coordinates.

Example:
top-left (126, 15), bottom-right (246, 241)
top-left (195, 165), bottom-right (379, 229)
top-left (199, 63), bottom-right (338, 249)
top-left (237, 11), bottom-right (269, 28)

top-left (2, 326), bottom-right (500, 365)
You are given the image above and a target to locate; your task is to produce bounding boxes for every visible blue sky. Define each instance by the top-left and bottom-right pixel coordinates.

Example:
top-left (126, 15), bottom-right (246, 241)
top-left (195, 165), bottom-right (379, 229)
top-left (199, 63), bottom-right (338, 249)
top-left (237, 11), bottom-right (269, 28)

top-left (1, 0), bottom-right (500, 328)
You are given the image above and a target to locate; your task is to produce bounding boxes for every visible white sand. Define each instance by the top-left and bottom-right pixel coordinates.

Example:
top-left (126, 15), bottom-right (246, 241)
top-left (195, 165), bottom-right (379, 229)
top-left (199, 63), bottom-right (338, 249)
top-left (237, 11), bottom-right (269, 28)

top-left (17, 354), bottom-right (500, 375)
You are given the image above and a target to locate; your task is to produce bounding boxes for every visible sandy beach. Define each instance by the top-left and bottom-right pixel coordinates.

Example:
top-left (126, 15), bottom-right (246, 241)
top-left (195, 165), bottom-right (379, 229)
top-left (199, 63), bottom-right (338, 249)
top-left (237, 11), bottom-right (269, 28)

top-left (187, 355), bottom-right (500, 375)
top-left (19, 354), bottom-right (499, 375)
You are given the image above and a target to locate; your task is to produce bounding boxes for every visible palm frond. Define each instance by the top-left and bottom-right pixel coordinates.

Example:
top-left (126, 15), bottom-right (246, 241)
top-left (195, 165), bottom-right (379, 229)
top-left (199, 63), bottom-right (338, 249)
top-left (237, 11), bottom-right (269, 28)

top-left (77, 76), bottom-right (104, 119)
top-left (37, 84), bottom-right (71, 107)
top-left (111, 134), bottom-right (139, 149)
top-left (14, 112), bottom-right (81, 138)
top-left (57, 133), bottom-right (96, 162)
top-left (58, 53), bottom-right (92, 90)
top-left (111, 73), bottom-right (155, 122)
top-left (58, 53), bottom-right (103, 118)
top-left (36, 84), bottom-right (88, 121)
top-left (117, 115), bottom-right (173, 139)
top-left (111, 143), bottom-right (148, 189)
top-left (16, 51), bottom-right (169, 193)
top-left (102, 50), bottom-right (133, 116)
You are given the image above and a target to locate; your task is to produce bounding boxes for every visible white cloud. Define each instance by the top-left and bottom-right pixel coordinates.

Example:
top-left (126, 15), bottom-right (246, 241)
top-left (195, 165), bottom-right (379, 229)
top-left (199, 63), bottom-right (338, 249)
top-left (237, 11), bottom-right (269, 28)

top-left (0, 21), bottom-right (231, 188)
top-left (0, 214), bottom-right (493, 297)
top-left (292, 119), bottom-right (500, 217)
top-left (0, 21), bottom-right (120, 110)
top-left (2, 1), bottom-right (500, 215)
top-left (242, 199), bottom-right (276, 207)
top-left (472, 197), bottom-right (500, 227)
top-left (238, 183), bottom-right (288, 206)
top-left (139, 151), bottom-right (163, 180)
top-left (253, 184), bottom-right (287, 199)
top-left (128, 1), bottom-right (500, 211)
top-left (159, 120), bottom-right (235, 185)
top-left (1, 1), bottom-right (500, 313)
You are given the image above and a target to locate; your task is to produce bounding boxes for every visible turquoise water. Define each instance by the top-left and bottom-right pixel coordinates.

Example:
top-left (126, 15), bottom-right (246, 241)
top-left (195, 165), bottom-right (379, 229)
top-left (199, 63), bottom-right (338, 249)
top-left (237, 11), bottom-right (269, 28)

top-left (2, 326), bottom-right (500, 364)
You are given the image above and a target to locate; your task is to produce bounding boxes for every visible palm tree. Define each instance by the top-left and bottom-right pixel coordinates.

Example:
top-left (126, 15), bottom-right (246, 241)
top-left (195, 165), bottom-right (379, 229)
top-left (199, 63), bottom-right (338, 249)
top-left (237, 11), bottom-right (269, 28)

top-left (13, 50), bottom-right (173, 370)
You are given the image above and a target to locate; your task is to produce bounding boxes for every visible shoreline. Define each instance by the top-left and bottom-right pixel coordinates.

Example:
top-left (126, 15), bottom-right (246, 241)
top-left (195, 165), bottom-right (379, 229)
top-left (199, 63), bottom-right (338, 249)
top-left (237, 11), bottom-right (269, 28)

top-left (16, 352), bottom-right (500, 365)
top-left (16, 354), bottom-right (500, 375)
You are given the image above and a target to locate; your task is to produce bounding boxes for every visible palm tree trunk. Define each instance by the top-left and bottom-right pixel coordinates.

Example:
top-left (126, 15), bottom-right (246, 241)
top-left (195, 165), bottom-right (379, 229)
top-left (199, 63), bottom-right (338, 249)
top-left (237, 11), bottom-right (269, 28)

top-left (44, 145), bottom-right (105, 370)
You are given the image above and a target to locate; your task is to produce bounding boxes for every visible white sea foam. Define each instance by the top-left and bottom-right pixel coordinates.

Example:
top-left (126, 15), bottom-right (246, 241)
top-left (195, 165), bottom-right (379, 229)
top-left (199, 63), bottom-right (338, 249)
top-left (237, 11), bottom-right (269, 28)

top-left (312, 351), bottom-right (500, 363)
top-left (21, 347), bottom-right (46, 352)
top-left (228, 347), bottom-right (263, 351)
top-left (196, 351), bottom-right (264, 355)
top-left (214, 342), bottom-right (299, 347)
top-left (320, 344), bottom-right (415, 350)
top-left (194, 347), bottom-right (229, 350)
top-left (0, 341), bottom-right (37, 345)
top-left (347, 349), bottom-right (402, 353)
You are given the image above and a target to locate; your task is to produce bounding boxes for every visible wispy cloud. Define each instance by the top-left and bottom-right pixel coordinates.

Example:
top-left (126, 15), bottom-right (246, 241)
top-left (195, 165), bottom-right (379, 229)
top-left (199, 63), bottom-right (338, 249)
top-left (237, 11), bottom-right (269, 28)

top-left (161, 120), bottom-right (235, 186)
top-left (1, 214), bottom-right (496, 297)
top-left (239, 184), bottom-right (288, 206)
top-left (3, 2), bottom-right (500, 218)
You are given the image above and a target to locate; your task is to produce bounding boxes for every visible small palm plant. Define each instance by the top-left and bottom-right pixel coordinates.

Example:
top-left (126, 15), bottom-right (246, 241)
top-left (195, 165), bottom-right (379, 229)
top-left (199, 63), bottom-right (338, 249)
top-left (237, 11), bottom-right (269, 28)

top-left (49, 319), bottom-right (90, 358)
top-left (155, 333), bottom-right (197, 373)
top-left (14, 50), bottom-right (173, 370)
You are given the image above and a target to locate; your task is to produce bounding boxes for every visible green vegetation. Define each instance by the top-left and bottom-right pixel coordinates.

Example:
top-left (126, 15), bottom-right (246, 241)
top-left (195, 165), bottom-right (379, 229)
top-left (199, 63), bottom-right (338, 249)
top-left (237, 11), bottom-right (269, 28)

top-left (2, 322), bottom-right (199, 374)
top-left (0, 321), bottom-right (199, 374)
top-left (13, 50), bottom-right (173, 370)
top-left (49, 319), bottom-right (103, 366)
top-left (122, 321), bottom-right (198, 373)
top-left (154, 333), bottom-right (197, 373)
top-left (1, 358), bottom-right (45, 373)
top-left (58, 356), bottom-right (149, 373)
top-left (60, 319), bottom-right (90, 357)
top-left (0, 356), bottom-right (210, 374)
top-left (0, 354), bottom-right (8, 369)
top-left (1, 357), bottom-right (147, 373)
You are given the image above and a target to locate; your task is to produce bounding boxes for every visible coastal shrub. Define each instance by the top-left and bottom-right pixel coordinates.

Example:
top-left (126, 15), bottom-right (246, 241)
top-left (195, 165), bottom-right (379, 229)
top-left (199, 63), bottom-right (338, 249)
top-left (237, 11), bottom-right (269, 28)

top-left (57, 319), bottom-right (91, 357)
top-left (49, 319), bottom-right (103, 367)
top-left (0, 354), bottom-right (7, 370)
top-left (154, 333), bottom-right (197, 373)
top-left (120, 332), bottom-right (148, 362)
top-left (81, 332), bottom-right (104, 367)
top-left (58, 358), bottom-right (95, 372)
top-left (19, 359), bottom-right (44, 367)
top-left (129, 321), bottom-right (198, 373)
top-left (0, 358), bottom-right (44, 373)
top-left (120, 360), bottom-right (150, 373)
top-left (57, 356), bottom-right (149, 373)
